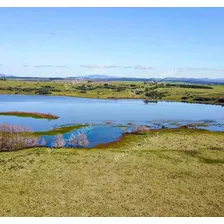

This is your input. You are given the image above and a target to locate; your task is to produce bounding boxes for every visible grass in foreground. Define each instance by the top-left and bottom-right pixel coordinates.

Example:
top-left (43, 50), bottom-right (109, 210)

top-left (0, 111), bottom-right (59, 119)
top-left (0, 128), bottom-right (223, 216)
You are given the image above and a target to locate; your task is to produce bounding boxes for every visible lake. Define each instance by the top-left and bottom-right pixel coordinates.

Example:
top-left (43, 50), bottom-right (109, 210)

top-left (38, 125), bottom-right (129, 148)
top-left (0, 94), bottom-right (223, 132)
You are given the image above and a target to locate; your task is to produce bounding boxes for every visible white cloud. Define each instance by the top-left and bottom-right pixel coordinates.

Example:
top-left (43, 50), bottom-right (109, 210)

top-left (81, 65), bottom-right (154, 70)
top-left (33, 65), bottom-right (69, 68)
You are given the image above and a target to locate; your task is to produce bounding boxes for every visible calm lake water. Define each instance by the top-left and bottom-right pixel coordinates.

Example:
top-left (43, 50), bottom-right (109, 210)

top-left (1, 94), bottom-right (223, 147)
top-left (0, 95), bottom-right (224, 131)
top-left (0, 94), bottom-right (223, 133)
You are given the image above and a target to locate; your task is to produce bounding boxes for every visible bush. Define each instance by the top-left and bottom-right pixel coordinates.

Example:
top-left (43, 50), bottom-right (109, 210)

top-left (145, 90), bottom-right (165, 99)
top-left (35, 88), bottom-right (52, 95)
top-left (165, 83), bottom-right (213, 89)
top-left (133, 125), bottom-right (149, 133)
top-left (181, 96), bottom-right (190, 100)
top-left (193, 97), bottom-right (216, 101)
top-left (218, 98), bottom-right (224, 103)
top-left (0, 123), bottom-right (38, 152)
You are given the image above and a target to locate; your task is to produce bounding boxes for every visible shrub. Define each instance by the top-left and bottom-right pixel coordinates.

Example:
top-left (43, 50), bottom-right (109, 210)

top-left (51, 134), bottom-right (66, 148)
top-left (218, 98), bottom-right (224, 103)
top-left (165, 83), bottom-right (213, 89)
top-left (145, 90), bottom-right (165, 99)
top-left (0, 123), bottom-right (38, 152)
top-left (35, 88), bottom-right (52, 95)
top-left (181, 96), bottom-right (190, 100)
top-left (193, 97), bottom-right (216, 101)
top-left (133, 125), bottom-right (149, 133)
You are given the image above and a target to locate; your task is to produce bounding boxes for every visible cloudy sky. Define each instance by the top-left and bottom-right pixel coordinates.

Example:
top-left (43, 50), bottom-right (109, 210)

top-left (0, 7), bottom-right (224, 78)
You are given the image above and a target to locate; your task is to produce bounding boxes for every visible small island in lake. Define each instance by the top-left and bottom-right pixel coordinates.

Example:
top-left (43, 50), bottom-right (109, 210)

top-left (0, 111), bottom-right (59, 119)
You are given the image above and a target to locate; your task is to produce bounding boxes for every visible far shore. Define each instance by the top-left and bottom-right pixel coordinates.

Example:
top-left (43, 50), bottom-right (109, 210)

top-left (0, 80), bottom-right (223, 106)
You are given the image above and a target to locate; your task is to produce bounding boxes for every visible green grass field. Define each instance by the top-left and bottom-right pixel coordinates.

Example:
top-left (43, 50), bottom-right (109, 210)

top-left (0, 80), bottom-right (223, 105)
top-left (0, 128), bottom-right (223, 217)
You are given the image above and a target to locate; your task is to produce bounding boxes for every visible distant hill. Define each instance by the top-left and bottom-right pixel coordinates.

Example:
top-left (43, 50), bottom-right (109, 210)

top-left (1, 73), bottom-right (224, 84)
top-left (160, 77), bottom-right (224, 84)
top-left (78, 75), bottom-right (224, 84)
top-left (0, 73), bottom-right (16, 78)
top-left (84, 74), bottom-right (117, 79)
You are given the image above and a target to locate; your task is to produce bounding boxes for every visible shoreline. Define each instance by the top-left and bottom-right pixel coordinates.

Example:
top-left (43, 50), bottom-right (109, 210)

top-left (1, 127), bottom-right (223, 153)
top-left (0, 92), bottom-right (223, 106)
top-left (93, 127), bottom-right (224, 149)
top-left (0, 125), bottom-right (223, 153)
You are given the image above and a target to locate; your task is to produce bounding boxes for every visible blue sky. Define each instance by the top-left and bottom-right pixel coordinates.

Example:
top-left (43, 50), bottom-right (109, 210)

top-left (0, 7), bottom-right (224, 78)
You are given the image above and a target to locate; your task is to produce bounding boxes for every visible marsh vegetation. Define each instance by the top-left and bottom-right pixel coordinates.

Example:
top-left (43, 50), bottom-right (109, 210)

top-left (0, 111), bottom-right (59, 119)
